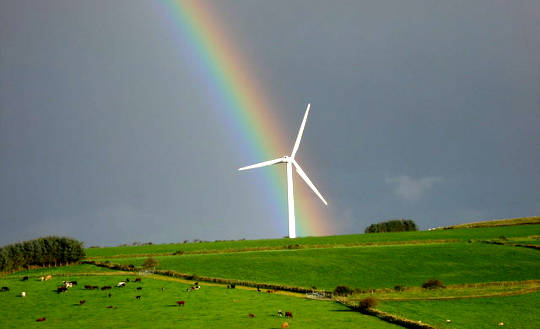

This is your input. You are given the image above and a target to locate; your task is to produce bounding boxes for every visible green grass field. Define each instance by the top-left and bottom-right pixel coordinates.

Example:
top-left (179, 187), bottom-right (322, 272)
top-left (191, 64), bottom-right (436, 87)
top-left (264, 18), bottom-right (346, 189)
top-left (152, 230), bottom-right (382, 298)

top-left (0, 269), bottom-right (399, 329)
top-left (85, 224), bottom-right (540, 258)
top-left (378, 292), bottom-right (540, 329)
top-left (2, 220), bottom-right (539, 328)
top-left (103, 242), bottom-right (540, 290)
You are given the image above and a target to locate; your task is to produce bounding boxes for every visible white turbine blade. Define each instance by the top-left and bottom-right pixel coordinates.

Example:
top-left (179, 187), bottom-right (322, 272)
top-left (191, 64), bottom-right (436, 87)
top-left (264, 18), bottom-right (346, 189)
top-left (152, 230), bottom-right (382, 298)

top-left (290, 103), bottom-right (310, 158)
top-left (238, 157), bottom-right (285, 171)
top-left (292, 160), bottom-right (327, 205)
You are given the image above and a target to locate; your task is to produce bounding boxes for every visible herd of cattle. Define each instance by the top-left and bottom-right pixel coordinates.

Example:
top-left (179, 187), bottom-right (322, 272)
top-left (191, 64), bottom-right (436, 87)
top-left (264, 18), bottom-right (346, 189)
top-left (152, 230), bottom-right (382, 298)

top-left (1, 275), bottom-right (295, 327)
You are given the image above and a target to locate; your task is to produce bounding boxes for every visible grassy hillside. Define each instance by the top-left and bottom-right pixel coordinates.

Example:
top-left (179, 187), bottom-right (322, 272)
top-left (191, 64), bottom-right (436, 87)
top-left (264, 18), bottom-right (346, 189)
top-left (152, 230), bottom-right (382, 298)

top-left (85, 224), bottom-right (540, 258)
top-left (0, 267), bottom-right (399, 329)
top-left (378, 292), bottom-right (540, 329)
top-left (102, 242), bottom-right (540, 290)
top-left (441, 216), bottom-right (540, 229)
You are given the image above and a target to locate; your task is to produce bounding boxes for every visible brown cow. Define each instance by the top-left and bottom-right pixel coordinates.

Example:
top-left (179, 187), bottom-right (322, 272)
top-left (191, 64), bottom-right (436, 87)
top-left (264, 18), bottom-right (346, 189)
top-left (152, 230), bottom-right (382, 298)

top-left (134, 278), bottom-right (141, 282)
top-left (248, 313), bottom-right (255, 318)
top-left (177, 301), bottom-right (185, 306)
top-left (36, 317), bottom-right (46, 322)
top-left (285, 311), bottom-right (293, 318)
top-left (44, 275), bottom-right (53, 281)
top-left (80, 300), bottom-right (86, 305)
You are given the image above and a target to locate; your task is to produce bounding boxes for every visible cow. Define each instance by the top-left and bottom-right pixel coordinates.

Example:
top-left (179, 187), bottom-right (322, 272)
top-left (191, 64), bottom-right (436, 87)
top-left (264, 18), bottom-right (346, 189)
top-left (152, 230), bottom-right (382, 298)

top-left (101, 286), bottom-right (112, 290)
top-left (177, 301), bottom-right (185, 306)
top-left (84, 285), bottom-right (92, 290)
top-left (135, 295), bottom-right (141, 300)
top-left (21, 291), bottom-right (26, 297)
top-left (285, 311), bottom-right (293, 318)
top-left (1, 287), bottom-right (8, 292)
top-left (108, 293), bottom-right (112, 298)
top-left (36, 317), bottom-right (46, 322)
top-left (40, 276), bottom-right (45, 281)
top-left (249, 313), bottom-right (255, 318)
top-left (22, 276), bottom-right (29, 281)
top-left (126, 278), bottom-right (130, 282)
top-left (281, 322), bottom-right (290, 329)
top-left (277, 310), bottom-right (283, 317)
top-left (134, 278), bottom-right (141, 282)
top-left (64, 282), bottom-right (73, 288)
top-left (70, 281), bottom-right (78, 285)
top-left (44, 275), bottom-right (53, 281)
top-left (137, 287), bottom-right (142, 290)
top-left (116, 282), bottom-right (126, 287)
top-left (57, 286), bottom-right (68, 293)
top-left (79, 300), bottom-right (86, 305)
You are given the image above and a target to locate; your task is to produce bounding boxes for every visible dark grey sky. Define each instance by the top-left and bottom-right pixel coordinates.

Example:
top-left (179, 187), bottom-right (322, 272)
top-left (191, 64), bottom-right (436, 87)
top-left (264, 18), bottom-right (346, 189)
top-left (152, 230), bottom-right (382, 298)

top-left (1, 0), bottom-right (539, 246)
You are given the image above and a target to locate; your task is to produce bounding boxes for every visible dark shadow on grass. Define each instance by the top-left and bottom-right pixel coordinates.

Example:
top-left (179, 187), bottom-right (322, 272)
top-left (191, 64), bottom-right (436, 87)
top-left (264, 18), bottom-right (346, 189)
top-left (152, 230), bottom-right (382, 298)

top-left (329, 309), bottom-right (356, 312)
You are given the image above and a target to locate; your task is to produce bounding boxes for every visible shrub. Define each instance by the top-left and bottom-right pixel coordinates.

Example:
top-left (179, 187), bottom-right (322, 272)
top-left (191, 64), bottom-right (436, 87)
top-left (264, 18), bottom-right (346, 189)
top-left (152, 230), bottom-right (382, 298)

top-left (422, 279), bottom-right (445, 289)
top-left (357, 297), bottom-right (378, 310)
top-left (142, 257), bottom-right (159, 270)
top-left (333, 285), bottom-right (354, 296)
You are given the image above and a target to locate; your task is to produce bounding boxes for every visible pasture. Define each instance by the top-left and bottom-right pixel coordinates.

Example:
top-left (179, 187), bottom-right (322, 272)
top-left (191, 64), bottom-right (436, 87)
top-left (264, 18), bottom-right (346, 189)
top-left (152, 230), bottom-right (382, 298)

top-left (377, 292), bottom-right (540, 329)
top-left (85, 224), bottom-right (540, 258)
top-left (1, 221), bottom-right (539, 328)
top-left (0, 268), bottom-right (399, 329)
top-left (101, 242), bottom-right (540, 290)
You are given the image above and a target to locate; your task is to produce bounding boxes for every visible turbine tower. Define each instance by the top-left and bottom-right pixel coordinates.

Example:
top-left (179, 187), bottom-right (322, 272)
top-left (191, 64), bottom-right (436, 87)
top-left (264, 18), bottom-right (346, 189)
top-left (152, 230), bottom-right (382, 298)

top-left (238, 103), bottom-right (327, 238)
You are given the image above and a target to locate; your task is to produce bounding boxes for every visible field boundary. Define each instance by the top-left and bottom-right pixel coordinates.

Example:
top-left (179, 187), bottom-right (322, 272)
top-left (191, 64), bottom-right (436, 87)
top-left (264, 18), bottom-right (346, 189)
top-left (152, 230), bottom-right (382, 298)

top-left (336, 300), bottom-right (437, 329)
top-left (84, 239), bottom-right (460, 260)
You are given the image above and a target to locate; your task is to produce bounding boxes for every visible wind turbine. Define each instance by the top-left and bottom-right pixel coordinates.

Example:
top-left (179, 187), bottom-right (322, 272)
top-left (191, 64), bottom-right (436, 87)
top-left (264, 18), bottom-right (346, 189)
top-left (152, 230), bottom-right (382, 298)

top-left (238, 103), bottom-right (327, 238)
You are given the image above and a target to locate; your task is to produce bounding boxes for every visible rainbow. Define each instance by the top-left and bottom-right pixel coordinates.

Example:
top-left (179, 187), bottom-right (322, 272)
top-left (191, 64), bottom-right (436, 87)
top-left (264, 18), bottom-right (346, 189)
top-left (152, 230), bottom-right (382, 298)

top-left (160, 0), bottom-right (332, 236)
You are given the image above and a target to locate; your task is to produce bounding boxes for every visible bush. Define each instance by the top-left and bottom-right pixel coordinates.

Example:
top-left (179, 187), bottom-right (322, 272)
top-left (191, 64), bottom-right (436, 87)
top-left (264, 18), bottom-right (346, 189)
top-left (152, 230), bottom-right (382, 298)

top-left (422, 279), bottom-right (445, 289)
top-left (142, 257), bottom-right (159, 269)
top-left (333, 285), bottom-right (354, 296)
top-left (357, 297), bottom-right (378, 310)
top-left (364, 219), bottom-right (418, 233)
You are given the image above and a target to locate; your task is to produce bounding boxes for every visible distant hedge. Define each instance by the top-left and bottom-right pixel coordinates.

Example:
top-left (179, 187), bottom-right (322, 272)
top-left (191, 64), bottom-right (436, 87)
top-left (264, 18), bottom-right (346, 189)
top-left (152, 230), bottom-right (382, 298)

top-left (0, 236), bottom-right (85, 273)
top-left (365, 219), bottom-right (418, 233)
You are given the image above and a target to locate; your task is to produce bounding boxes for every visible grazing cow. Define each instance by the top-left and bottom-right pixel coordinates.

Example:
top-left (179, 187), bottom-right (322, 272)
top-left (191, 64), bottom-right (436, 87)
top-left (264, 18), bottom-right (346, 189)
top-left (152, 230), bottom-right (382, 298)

top-left (57, 286), bottom-right (68, 293)
top-left (21, 291), bottom-right (26, 297)
top-left (70, 281), bottom-right (78, 285)
top-left (40, 276), bottom-right (45, 281)
top-left (177, 300), bottom-right (185, 306)
top-left (107, 305), bottom-right (113, 308)
top-left (281, 322), bottom-right (289, 329)
top-left (277, 310), bottom-right (283, 317)
top-left (1, 287), bottom-right (9, 292)
top-left (80, 300), bottom-right (86, 305)
top-left (116, 282), bottom-right (126, 287)
top-left (22, 276), bottom-right (29, 281)
top-left (126, 278), bottom-right (130, 282)
top-left (64, 282), bottom-right (73, 288)
top-left (44, 275), bottom-right (53, 281)
top-left (134, 278), bottom-right (141, 282)
top-left (136, 295), bottom-right (141, 300)
top-left (36, 317), bottom-right (46, 322)
top-left (84, 285), bottom-right (92, 290)
top-left (101, 286), bottom-right (112, 290)
top-left (137, 287), bottom-right (142, 290)
top-left (249, 313), bottom-right (255, 318)
top-left (285, 311), bottom-right (293, 318)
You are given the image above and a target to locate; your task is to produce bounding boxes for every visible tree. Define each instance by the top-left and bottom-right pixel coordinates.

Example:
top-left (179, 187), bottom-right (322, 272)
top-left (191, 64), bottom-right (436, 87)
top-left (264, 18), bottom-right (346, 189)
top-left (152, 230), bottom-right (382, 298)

top-left (142, 257), bottom-right (159, 270)
top-left (364, 219), bottom-right (418, 233)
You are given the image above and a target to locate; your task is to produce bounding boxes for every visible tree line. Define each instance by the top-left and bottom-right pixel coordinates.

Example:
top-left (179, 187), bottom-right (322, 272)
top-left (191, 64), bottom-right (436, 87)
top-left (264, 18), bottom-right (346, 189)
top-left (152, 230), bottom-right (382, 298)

top-left (0, 236), bottom-right (85, 273)
top-left (364, 219), bottom-right (418, 233)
